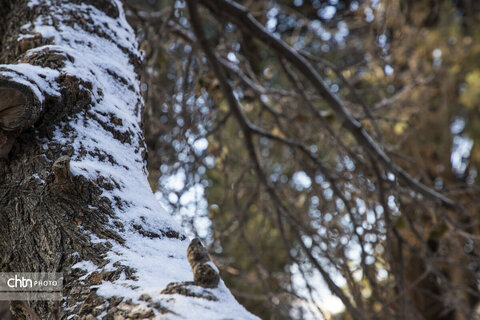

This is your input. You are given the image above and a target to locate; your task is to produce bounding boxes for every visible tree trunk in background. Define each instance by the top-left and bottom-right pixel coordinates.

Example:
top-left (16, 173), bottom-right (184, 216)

top-left (0, 0), bottom-right (257, 319)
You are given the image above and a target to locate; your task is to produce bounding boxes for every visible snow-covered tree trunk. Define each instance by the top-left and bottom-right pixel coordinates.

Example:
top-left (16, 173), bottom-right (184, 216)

top-left (0, 0), bottom-right (257, 319)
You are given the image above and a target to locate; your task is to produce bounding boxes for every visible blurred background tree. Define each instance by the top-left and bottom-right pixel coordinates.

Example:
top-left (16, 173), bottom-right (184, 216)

top-left (124, 0), bottom-right (480, 319)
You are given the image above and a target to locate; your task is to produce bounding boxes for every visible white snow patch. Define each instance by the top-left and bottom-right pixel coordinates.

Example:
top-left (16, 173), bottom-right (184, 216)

top-left (27, 0), bottom-right (41, 8)
top-left (162, 281), bottom-right (256, 320)
top-left (0, 64), bottom-right (60, 102)
top-left (72, 260), bottom-right (99, 281)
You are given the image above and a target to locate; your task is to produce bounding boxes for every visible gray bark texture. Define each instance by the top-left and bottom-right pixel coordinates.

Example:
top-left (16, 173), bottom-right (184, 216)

top-left (0, 0), bottom-right (258, 319)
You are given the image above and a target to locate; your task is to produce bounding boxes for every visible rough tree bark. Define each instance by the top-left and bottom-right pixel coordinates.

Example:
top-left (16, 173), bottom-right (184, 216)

top-left (0, 0), bottom-right (257, 319)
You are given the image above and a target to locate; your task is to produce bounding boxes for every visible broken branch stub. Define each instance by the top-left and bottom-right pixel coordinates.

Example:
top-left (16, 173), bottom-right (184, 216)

top-left (0, 80), bottom-right (40, 131)
top-left (52, 155), bottom-right (72, 185)
top-left (0, 79), bottom-right (42, 159)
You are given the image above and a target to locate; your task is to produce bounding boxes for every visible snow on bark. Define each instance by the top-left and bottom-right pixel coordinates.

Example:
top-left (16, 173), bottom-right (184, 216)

top-left (0, 0), bottom-right (258, 318)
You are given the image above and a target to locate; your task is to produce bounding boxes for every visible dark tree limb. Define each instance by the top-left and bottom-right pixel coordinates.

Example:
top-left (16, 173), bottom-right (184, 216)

top-left (199, 0), bottom-right (458, 210)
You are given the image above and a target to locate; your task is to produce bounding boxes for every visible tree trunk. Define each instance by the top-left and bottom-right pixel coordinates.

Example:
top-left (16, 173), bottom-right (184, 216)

top-left (0, 0), bottom-right (257, 319)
